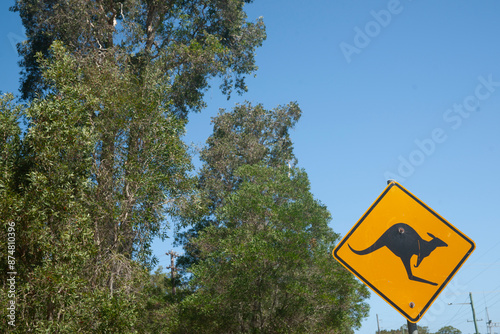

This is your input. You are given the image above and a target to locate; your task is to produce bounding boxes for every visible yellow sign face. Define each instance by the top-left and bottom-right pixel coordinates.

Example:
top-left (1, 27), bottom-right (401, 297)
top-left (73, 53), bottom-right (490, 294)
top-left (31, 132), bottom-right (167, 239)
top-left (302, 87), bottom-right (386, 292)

top-left (333, 181), bottom-right (475, 323)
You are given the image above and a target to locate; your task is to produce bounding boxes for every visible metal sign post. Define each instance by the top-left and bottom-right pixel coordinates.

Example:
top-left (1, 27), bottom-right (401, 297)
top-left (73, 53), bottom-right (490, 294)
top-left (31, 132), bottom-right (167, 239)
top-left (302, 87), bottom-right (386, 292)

top-left (408, 320), bottom-right (418, 334)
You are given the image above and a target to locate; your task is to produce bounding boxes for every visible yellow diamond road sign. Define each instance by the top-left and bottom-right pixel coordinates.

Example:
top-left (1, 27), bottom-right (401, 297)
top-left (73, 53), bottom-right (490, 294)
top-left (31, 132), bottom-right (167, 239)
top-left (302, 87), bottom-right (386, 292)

top-left (332, 181), bottom-right (475, 323)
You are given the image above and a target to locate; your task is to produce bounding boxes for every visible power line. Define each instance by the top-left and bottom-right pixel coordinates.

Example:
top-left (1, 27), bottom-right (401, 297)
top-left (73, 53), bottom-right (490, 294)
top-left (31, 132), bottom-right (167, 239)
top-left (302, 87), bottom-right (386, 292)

top-left (444, 295), bottom-right (469, 327)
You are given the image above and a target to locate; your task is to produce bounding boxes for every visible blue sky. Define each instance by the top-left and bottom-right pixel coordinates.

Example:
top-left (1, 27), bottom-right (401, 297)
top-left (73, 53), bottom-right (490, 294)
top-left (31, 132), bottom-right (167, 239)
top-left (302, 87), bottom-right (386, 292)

top-left (2, 1), bottom-right (500, 333)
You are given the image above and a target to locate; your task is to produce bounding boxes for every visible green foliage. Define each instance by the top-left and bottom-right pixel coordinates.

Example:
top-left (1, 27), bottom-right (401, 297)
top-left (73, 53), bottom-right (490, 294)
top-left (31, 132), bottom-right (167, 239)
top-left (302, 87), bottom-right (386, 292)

top-left (3, 0), bottom-right (268, 327)
top-left (1, 39), bottom-right (188, 331)
top-left (11, 0), bottom-right (266, 114)
top-left (0, 54), bottom-right (151, 332)
top-left (436, 325), bottom-right (462, 334)
top-left (59, 42), bottom-right (196, 267)
top-left (0, 93), bottom-right (23, 219)
top-left (3, 2), bottom-right (371, 332)
top-left (176, 101), bottom-right (301, 270)
top-left (0, 94), bottom-right (24, 310)
top-left (0, 93), bottom-right (23, 175)
top-left (174, 103), bottom-right (369, 333)
top-left (378, 324), bottom-right (432, 334)
top-left (136, 266), bottom-right (191, 334)
top-left (178, 164), bottom-right (369, 333)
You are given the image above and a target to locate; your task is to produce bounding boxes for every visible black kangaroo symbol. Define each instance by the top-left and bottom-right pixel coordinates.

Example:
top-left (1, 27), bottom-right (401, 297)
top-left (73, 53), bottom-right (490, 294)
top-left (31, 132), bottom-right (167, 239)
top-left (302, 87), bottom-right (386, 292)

top-left (348, 223), bottom-right (448, 286)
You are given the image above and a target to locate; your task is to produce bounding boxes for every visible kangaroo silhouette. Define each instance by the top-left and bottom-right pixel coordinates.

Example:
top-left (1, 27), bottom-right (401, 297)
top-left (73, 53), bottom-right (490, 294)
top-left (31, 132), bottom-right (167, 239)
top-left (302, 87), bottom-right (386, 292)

top-left (349, 223), bottom-right (448, 286)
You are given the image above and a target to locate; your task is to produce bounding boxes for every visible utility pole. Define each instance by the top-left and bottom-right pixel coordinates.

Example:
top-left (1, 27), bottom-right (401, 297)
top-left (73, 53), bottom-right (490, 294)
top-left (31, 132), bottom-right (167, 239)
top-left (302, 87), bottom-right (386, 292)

top-left (486, 307), bottom-right (500, 334)
top-left (486, 307), bottom-right (491, 334)
top-left (470, 292), bottom-right (479, 334)
top-left (449, 292), bottom-right (481, 334)
top-left (166, 250), bottom-right (178, 295)
top-left (376, 314), bottom-right (381, 334)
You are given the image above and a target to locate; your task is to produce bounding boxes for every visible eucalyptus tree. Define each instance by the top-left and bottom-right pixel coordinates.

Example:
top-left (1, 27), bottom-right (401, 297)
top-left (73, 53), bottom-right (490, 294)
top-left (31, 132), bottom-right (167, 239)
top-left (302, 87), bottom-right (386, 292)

top-left (2, 0), bottom-right (266, 331)
top-left (12, 0), bottom-right (266, 113)
top-left (175, 103), bottom-right (370, 333)
top-left (176, 101), bottom-right (301, 270)
top-left (11, 0), bottom-right (266, 267)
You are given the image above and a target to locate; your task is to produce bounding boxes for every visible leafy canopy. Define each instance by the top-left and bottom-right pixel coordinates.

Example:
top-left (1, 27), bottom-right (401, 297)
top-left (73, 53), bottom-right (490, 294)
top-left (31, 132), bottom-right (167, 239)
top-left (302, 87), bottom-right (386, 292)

top-left (174, 102), bottom-right (369, 333)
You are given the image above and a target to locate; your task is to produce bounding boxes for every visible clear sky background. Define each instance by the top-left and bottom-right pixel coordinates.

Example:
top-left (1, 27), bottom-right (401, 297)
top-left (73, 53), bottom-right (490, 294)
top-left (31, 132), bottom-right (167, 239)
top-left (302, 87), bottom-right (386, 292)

top-left (2, 1), bottom-right (500, 334)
